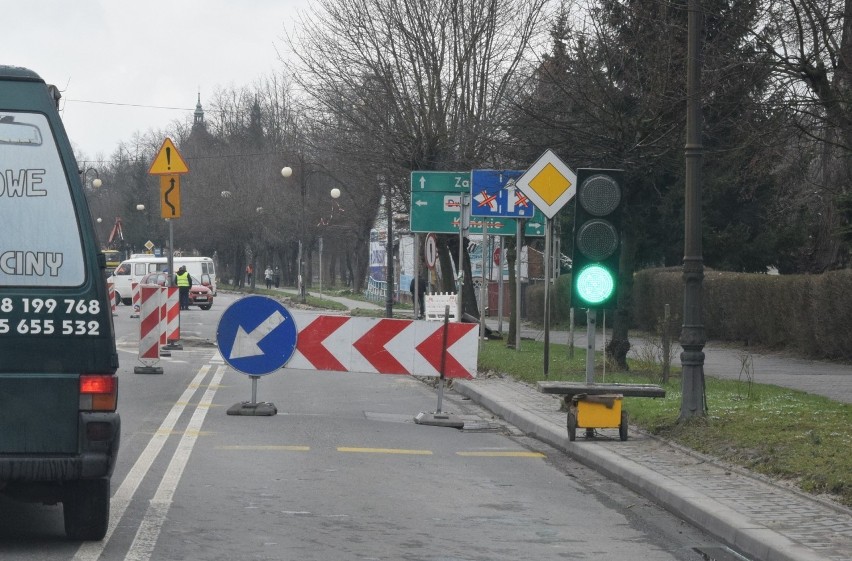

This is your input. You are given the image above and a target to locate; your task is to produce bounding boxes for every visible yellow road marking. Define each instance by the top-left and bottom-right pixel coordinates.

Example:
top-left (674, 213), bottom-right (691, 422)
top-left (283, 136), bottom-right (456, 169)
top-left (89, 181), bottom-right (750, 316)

top-left (216, 445), bottom-right (310, 451)
top-left (337, 447), bottom-right (433, 455)
top-left (456, 451), bottom-right (545, 458)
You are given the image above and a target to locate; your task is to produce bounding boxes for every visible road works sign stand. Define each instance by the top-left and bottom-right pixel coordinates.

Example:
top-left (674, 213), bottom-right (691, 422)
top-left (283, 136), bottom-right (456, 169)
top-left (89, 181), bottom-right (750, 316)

top-left (216, 296), bottom-right (298, 416)
top-left (415, 307), bottom-right (465, 428)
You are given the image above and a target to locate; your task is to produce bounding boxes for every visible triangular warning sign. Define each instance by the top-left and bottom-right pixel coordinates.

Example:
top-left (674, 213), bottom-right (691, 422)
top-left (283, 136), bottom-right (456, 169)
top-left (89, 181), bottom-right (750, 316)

top-left (148, 138), bottom-right (190, 175)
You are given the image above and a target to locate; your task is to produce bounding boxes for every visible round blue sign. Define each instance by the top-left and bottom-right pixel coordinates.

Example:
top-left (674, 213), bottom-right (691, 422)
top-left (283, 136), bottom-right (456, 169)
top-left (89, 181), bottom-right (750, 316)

top-left (216, 296), bottom-right (298, 376)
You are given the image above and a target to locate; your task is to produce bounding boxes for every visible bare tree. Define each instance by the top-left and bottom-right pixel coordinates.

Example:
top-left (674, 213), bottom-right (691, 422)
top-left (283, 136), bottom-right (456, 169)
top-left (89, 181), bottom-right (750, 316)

top-left (284, 0), bottom-right (549, 314)
top-left (753, 0), bottom-right (852, 269)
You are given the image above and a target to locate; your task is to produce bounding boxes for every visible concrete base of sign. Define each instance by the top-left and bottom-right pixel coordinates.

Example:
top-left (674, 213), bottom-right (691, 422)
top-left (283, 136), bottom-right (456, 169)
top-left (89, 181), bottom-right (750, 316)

top-left (227, 401), bottom-right (278, 416)
top-left (414, 411), bottom-right (464, 428)
top-left (163, 341), bottom-right (183, 351)
top-left (160, 349), bottom-right (171, 357)
top-left (134, 365), bottom-right (164, 375)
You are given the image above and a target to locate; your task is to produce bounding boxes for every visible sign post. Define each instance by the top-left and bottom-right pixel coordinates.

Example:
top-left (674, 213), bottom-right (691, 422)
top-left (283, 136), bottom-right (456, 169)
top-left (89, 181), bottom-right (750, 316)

top-left (148, 138), bottom-right (190, 292)
top-left (515, 150), bottom-right (577, 376)
top-left (216, 296), bottom-right (298, 416)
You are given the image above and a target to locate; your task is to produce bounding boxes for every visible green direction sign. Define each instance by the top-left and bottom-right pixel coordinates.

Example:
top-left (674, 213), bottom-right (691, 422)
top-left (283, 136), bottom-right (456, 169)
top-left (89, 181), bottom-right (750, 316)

top-left (410, 191), bottom-right (545, 236)
top-left (476, 209), bottom-right (546, 237)
top-left (410, 191), bottom-right (464, 233)
top-left (411, 171), bottom-right (470, 192)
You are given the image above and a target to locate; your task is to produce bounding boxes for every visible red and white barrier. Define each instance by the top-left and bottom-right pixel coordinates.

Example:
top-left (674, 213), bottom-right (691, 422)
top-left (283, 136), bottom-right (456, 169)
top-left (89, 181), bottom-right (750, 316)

top-left (130, 281), bottom-right (140, 318)
top-left (165, 286), bottom-right (180, 343)
top-left (138, 285), bottom-right (161, 364)
top-left (108, 281), bottom-right (117, 316)
top-left (285, 316), bottom-right (478, 378)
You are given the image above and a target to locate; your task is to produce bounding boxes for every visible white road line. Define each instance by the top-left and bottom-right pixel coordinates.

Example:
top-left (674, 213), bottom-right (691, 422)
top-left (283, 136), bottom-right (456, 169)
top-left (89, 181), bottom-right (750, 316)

top-left (125, 364), bottom-right (226, 561)
top-left (73, 364), bottom-right (212, 561)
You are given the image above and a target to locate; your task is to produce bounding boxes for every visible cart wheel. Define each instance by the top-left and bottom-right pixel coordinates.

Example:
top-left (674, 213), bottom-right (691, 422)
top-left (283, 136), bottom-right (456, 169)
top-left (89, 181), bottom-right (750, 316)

top-left (619, 410), bottom-right (629, 441)
top-left (567, 411), bottom-right (577, 441)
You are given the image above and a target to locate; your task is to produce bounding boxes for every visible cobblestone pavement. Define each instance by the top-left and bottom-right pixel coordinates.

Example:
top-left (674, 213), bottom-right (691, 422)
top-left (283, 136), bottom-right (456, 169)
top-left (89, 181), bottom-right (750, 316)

top-left (454, 376), bottom-right (852, 561)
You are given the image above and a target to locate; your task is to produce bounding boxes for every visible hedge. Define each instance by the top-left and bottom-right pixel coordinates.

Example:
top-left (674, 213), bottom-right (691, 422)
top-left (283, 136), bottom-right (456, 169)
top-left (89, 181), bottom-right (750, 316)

top-left (525, 268), bottom-right (852, 360)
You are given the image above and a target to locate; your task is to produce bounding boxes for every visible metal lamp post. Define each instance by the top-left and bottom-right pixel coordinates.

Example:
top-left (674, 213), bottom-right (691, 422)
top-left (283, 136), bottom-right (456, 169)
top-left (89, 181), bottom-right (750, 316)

top-left (680, 0), bottom-right (707, 420)
top-left (281, 165), bottom-right (307, 303)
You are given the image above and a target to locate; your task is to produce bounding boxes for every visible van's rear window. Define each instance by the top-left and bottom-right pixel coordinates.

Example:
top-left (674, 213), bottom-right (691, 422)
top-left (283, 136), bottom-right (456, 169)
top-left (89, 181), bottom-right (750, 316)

top-left (0, 112), bottom-right (84, 287)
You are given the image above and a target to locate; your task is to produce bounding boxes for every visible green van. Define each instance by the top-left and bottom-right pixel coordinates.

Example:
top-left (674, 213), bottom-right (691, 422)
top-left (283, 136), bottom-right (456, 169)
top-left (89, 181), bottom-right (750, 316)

top-left (0, 66), bottom-right (120, 540)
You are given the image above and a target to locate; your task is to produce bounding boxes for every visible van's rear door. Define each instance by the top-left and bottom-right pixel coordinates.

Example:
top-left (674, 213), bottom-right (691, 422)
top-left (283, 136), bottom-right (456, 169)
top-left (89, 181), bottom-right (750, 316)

top-left (0, 66), bottom-right (118, 457)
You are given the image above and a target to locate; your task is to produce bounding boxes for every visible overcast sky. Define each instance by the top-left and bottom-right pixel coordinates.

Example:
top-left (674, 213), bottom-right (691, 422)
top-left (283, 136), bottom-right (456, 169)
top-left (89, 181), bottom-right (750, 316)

top-left (3, 0), bottom-right (310, 161)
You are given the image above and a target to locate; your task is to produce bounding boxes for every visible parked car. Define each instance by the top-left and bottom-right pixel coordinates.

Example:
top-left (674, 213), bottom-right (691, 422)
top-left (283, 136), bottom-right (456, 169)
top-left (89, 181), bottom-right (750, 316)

top-left (139, 272), bottom-right (213, 310)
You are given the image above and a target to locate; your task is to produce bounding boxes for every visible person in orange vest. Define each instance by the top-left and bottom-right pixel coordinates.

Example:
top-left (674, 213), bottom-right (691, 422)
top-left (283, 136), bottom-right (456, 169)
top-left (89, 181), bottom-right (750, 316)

top-left (174, 265), bottom-right (191, 310)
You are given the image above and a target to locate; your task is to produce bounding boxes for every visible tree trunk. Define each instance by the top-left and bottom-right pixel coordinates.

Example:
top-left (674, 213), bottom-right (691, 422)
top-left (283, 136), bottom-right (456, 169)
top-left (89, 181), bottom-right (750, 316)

top-left (506, 236), bottom-right (518, 348)
top-left (607, 230), bottom-right (637, 369)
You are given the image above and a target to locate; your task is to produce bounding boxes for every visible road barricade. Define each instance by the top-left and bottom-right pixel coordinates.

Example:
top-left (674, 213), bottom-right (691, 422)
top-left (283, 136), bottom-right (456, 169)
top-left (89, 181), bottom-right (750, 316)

top-left (134, 285), bottom-right (163, 374)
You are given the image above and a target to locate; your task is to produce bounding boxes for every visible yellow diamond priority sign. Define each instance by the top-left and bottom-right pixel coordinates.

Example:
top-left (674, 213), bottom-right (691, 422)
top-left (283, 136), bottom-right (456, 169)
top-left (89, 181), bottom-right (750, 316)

top-left (516, 149), bottom-right (576, 219)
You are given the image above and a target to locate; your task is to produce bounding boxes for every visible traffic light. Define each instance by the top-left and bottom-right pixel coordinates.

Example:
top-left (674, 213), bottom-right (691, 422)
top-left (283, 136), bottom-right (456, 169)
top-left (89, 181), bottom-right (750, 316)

top-left (571, 169), bottom-right (624, 309)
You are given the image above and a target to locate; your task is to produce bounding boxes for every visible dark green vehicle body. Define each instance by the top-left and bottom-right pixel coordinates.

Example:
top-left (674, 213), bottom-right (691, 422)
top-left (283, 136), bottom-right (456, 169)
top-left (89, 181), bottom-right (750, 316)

top-left (0, 66), bottom-right (120, 540)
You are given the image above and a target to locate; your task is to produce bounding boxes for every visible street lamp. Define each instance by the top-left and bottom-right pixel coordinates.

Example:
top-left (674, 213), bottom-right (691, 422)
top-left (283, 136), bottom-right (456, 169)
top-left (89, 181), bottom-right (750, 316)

top-left (79, 167), bottom-right (102, 189)
top-left (282, 165), bottom-right (306, 303)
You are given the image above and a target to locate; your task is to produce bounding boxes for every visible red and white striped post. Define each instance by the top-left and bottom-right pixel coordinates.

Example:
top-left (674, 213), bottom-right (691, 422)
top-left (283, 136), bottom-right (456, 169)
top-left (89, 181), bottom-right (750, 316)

top-left (163, 285), bottom-right (182, 350)
top-left (157, 287), bottom-right (172, 356)
top-left (134, 285), bottom-right (163, 374)
top-left (108, 281), bottom-right (117, 316)
top-left (130, 281), bottom-right (140, 318)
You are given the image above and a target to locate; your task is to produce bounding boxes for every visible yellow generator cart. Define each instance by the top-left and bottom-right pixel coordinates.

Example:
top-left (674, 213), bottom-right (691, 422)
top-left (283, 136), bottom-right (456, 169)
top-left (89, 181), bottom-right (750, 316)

top-left (567, 393), bottom-right (628, 441)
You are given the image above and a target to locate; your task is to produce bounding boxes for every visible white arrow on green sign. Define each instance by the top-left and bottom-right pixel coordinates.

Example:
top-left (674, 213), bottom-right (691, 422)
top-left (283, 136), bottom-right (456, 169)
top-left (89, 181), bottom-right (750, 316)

top-left (410, 171), bottom-right (471, 192)
top-left (410, 191), bottom-right (545, 236)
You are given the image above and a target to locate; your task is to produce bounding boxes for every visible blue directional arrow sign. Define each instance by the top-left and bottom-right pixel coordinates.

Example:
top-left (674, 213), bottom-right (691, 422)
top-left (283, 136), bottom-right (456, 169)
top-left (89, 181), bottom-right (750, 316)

top-left (216, 296), bottom-right (298, 376)
top-left (470, 170), bottom-right (536, 218)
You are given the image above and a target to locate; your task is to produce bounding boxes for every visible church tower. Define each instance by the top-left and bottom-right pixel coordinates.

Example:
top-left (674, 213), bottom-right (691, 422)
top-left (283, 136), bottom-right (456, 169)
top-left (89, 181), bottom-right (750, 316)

top-left (193, 91), bottom-right (204, 126)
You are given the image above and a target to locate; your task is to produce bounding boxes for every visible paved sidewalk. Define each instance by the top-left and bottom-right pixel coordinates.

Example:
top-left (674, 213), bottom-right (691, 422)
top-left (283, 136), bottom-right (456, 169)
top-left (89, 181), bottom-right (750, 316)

top-left (453, 376), bottom-right (852, 561)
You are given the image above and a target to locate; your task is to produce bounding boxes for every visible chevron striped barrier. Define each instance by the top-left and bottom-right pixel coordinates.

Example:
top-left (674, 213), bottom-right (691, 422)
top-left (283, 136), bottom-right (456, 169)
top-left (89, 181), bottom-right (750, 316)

top-left (285, 315), bottom-right (478, 378)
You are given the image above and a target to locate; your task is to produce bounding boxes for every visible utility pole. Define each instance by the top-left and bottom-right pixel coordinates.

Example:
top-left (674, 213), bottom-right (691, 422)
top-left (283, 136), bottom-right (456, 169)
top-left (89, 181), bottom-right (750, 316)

top-left (681, 0), bottom-right (707, 420)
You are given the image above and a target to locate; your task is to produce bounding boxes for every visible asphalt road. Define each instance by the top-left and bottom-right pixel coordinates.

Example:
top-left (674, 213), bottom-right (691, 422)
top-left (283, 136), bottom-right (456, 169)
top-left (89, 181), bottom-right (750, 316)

top-left (0, 293), bottom-right (735, 560)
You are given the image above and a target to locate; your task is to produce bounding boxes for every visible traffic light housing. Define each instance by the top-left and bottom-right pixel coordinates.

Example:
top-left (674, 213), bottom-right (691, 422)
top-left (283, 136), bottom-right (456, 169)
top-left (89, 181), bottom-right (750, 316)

top-left (571, 169), bottom-right (624, 309)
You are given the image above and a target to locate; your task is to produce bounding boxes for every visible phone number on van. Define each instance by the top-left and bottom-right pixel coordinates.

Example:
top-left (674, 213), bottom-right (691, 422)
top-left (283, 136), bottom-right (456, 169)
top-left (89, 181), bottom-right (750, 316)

top-left (0, 297), bottom-right (103, 336)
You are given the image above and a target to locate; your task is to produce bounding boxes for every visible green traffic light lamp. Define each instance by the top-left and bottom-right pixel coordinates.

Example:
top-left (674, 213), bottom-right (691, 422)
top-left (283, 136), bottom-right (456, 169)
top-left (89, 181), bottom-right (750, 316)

top-left (574, 264), bottom-right (616, 305)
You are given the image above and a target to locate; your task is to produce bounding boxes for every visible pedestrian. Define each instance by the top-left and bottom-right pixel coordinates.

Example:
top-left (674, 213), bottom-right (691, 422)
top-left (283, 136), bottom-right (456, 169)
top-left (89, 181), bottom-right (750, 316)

top-left (174, 265), bottom-right (191, 310)
top-left (264, 265), bottom-right (273, 289)
top-left (245, 264), bottom-right (253, 286)
top-left (273, 266), bottom-right (281, 288)
top-left (409, 275), bottom-right (427, 319)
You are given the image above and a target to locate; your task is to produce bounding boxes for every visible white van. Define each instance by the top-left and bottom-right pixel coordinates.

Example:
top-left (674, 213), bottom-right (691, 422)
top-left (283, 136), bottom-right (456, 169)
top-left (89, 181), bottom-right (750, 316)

top-left (108, 255), bottom-right (217, 305)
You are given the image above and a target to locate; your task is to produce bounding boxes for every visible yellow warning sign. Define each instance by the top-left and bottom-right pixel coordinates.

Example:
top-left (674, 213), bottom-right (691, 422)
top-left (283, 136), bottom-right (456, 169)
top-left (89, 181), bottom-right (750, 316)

top-left (160, 175), bottom-right (181, 218)
top-left (148, 138), bottom-right (190, 175)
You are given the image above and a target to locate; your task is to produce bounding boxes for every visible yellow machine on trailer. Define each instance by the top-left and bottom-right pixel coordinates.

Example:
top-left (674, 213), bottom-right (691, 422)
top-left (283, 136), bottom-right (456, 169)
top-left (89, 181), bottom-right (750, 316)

top-left (567, 393), bottom-right (627, 441)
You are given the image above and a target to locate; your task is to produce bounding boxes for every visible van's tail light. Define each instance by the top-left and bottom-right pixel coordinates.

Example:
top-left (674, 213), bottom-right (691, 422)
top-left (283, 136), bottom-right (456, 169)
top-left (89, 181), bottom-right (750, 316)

top-left (79, 374), bottom-right (118, 411)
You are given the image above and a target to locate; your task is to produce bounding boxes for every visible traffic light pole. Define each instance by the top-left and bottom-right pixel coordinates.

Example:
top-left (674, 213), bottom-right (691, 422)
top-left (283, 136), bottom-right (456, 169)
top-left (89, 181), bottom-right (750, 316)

top-left (585, 309), bottom-right (596, 384)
